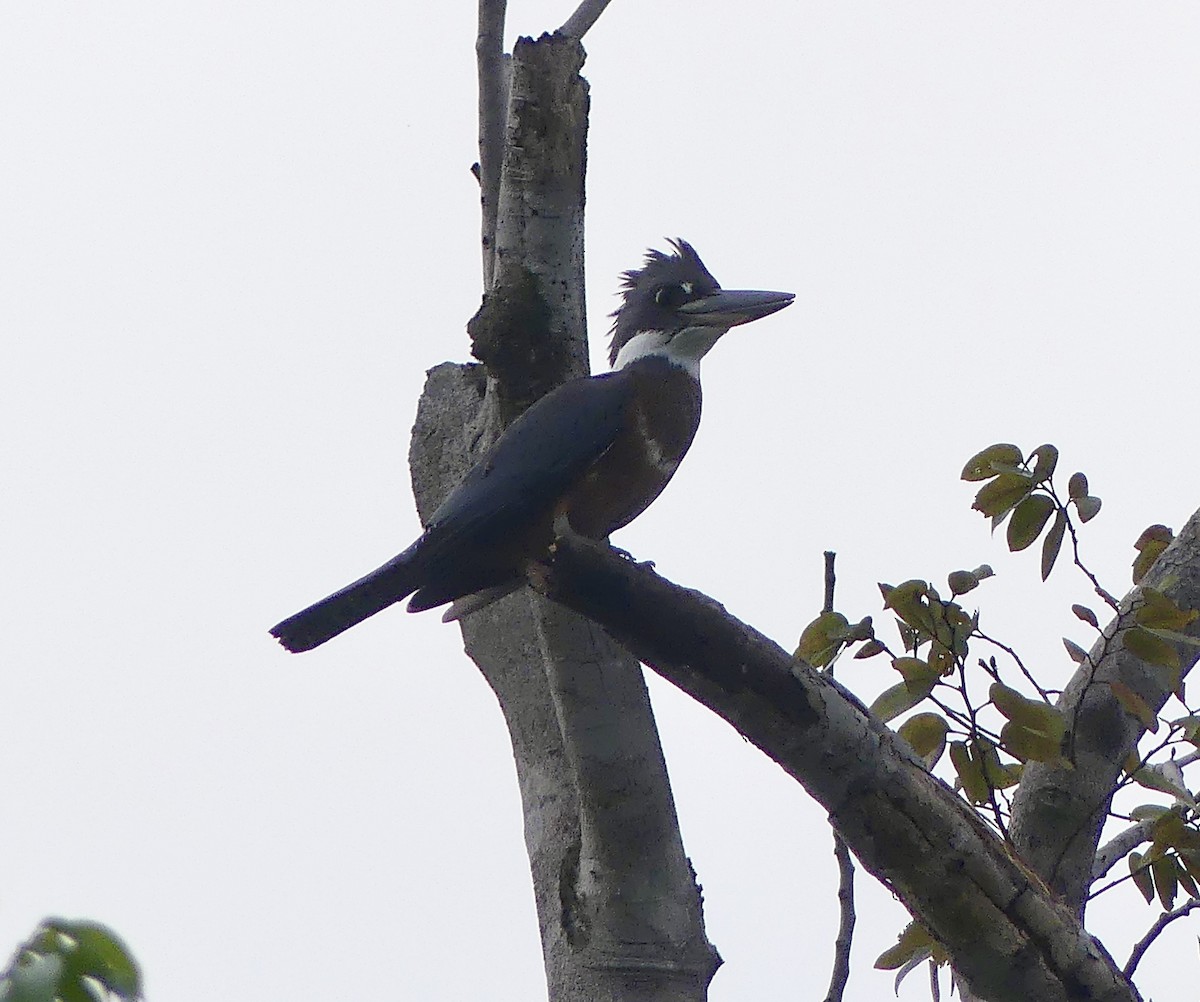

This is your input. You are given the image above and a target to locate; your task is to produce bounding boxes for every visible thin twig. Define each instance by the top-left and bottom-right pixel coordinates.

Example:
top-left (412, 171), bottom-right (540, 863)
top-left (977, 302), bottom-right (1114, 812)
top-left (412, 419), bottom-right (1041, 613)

top-left (927, 691), bottom-right (985, 737)
top-left (1087, 868), bottom-right (1139, 901)
top-left (558, 0), bottom-right (614, 39)
top-left (819, 550), bottom-right (855, 1002)
top-left (974, 630), bottom-right (1053, 702)
top-left (822, 827), bottom-right (856, 1002)
top-left (1052, 490), bottom-right (1120, 611)
top-left (1123, 898), bottom-right (1200, 978)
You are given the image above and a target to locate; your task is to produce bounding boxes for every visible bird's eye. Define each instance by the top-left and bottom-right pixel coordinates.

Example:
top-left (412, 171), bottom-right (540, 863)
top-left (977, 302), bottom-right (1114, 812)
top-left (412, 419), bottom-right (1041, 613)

top-left (654, 283), bottom-right (691, 308)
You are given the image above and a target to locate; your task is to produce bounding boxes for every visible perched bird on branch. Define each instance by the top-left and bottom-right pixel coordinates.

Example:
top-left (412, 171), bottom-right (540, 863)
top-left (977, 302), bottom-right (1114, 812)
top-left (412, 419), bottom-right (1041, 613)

top-left (270, 240), bottom-right (792, 652)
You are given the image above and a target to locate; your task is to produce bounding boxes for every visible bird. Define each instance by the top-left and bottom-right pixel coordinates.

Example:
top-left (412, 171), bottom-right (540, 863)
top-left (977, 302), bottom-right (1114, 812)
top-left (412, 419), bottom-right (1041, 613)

top-left (270, 239), bottom-right (793, 652)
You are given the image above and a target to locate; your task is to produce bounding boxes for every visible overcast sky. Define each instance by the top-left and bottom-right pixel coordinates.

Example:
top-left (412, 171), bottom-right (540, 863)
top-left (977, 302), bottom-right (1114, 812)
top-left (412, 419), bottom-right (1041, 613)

top-left (3, 3), bottom-right (1199, 1000)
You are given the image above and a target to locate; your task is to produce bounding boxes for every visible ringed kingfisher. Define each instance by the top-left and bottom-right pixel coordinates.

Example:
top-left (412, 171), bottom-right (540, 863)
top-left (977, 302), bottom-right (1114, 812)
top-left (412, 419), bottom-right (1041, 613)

top-left (270, 239), bottom-right (792, 652)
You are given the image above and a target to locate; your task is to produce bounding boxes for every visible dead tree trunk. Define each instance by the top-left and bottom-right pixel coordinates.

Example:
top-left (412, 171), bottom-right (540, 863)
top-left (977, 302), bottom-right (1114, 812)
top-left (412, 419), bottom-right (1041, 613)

top-left (408, 33), bottom-right (719, 1002)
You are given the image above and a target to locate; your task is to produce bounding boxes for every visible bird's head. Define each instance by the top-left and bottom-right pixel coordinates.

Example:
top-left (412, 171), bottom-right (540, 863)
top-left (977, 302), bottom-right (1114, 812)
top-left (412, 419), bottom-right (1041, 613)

top-left (608, 239), bottom-right (794, 373)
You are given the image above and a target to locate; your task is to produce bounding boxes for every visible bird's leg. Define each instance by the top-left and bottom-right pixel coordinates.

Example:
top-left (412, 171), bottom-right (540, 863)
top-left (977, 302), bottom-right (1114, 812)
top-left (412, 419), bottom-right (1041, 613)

top-left (549, 511), bottom-right (654, 568)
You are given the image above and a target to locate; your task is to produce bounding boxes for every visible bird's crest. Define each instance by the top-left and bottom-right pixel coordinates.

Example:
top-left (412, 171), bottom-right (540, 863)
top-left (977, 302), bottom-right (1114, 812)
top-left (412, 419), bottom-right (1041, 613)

top-left (607, 239), bottom-right (721, 366)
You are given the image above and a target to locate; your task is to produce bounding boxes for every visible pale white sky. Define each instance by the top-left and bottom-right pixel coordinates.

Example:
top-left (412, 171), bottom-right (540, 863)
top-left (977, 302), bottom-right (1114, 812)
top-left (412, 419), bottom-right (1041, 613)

top-left (3, 3), bottom-right (1198, 1000)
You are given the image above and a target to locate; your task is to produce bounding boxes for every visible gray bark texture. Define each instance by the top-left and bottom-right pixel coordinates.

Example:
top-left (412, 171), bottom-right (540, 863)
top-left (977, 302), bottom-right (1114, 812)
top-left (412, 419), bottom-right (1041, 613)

top-left (410, 35), bottom-right (719, 1002)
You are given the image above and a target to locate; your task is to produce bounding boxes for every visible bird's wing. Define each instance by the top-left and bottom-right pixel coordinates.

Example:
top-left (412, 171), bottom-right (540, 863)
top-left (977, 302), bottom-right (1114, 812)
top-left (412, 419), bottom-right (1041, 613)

top-left (420, 370), bottom-right (633, 551)
top-left (269, 371), bottom-right (631, 650)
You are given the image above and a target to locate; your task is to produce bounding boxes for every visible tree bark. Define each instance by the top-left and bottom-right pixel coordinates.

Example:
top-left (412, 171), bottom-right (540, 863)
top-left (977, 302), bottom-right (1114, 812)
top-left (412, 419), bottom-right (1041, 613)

top-left (411, 35), bottom-right (718, 1002)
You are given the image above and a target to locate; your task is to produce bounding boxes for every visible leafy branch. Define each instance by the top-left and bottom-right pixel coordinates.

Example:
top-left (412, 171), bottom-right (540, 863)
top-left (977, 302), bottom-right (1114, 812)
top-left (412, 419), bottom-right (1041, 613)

top-left (796, 440), bottom-right (1200, 986)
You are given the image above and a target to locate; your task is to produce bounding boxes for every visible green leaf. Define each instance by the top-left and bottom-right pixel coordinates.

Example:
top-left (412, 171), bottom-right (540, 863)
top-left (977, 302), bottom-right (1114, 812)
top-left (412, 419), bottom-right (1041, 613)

top-left (881, 580), bottom-right (934, 634)
top-left (949, 740), bottom-right (991, 803)
top-left (1068, 472), bottom-right (1089, 500)
top-left (1133, 524), bottom-right (1174, 584)
top-left (1041, 509), bottom-right (1066, 581)
top-left (46, 919), bottom-right (141, 1000)
top-left (1129, 850), bottom-right (1155, 904)
top-left (989, 683), bottom-right (1064, 735)
top-left (947, 569), bottom-right (979, 596)
top-left (1152, 812), bottom-right (1200, 853)
top-left (894, 656), bottom-right (939, 691)
top-left (853, 638), bottom-right (887, 659)
top-left (1071, 604), bottom-right (1099, 629)
top-left (988, 682), bottom-right (1027, 719)
top-left (973, 737), bottom-right (1019, 790)
top-left (1075, 495), bottom-right (1102, 523)
top-left (1178, 850), bottom-right (1200, 886)
top-left (973, 563), bottom-right (995, 581)
top-left (839, 617), bottom-right (873, 643)
top-left (55, 979), bottom-right (94, 1002)
top-left (1125, 626), bottom-right (1181, 673)
top-left (897, 712), bottom-right (949, 769)
top-left (1028, 444), bottom-right (1059, 483)
top-left (1144, 628), bottom-right (1200, 650)
top-left (1177, 862), bottom-right (1198, 899)
top-left (1153, 854), bottom-right (1179, 910)
top-left (2, 952), bottom-right (66, 1002)
top-left (1130, 765), bottom-right (1189, 799)
top-left (1130, 804), bottom-right (1172, 822)
top-left (972, 473), bottom-right (1034, 522)
top-left (795, 611), bottom-right (850, 668)
top-left (1174, 715), bottom-right (1200, 746)
top-left (869, 681), bottom-right (932, 723)
top-left (0, 920), bottom-right (141, 1002)
top-left (994, 761), bottom-right (1024, 788)
top-left (1110, 680), bottom-right (1160, 733)
top-left (1136, 588), bottom-right (1199, 632)
top-left (1000, 720), bottom-right (1067, 764)
top-left (875, 921), bottom-right (935, 970)
top-left (927, 640), bottom-right (955, 675)
top-left (1007, 494), bottom-right (1055, 552)
top-left (961, 443), bottom-right (1024, 482)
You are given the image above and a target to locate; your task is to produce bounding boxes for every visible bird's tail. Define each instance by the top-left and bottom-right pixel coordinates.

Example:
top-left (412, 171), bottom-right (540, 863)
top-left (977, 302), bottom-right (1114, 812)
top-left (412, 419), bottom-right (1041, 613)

top-left (269, 549), bottom-right (420, 653)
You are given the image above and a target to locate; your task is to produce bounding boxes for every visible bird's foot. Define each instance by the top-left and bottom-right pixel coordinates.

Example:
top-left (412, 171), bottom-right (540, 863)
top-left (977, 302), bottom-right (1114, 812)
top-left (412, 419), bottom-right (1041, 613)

top-left (609, 544), bottom-right (653, 569)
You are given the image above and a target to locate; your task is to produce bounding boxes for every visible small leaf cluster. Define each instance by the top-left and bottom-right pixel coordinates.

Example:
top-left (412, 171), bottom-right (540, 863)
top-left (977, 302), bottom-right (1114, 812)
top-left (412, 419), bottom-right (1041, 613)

top-left (1125, 587), bottom-right (1199, 708)
top-left (1127, 807), bottom-right (1200, 911)
top-left (874, 920), bottom-right (948, 993)
top-left (962, 443), bottom-right (1101, 580)
top-left (870, 577), bottom-right (983, 720)
top-left (1114, 715), bottom-right (1200, 913)
top-left (1062, 578), bottom-right (1199, 738)
top-left (0, 919), bottom-right (140, 1002)
top-left (1096, 583), bottom-right (1200, 910)
top-left (962, 446), bottom-right (1200, 919)
top-left (796, 567), bottom-right (1069, 825)
top-left (816, 440), bottom-right (1200, 984)
top-left (990, 681), bottom-right (1068, 768)
top-left (794, 611), bottom-right (874, 670)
